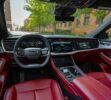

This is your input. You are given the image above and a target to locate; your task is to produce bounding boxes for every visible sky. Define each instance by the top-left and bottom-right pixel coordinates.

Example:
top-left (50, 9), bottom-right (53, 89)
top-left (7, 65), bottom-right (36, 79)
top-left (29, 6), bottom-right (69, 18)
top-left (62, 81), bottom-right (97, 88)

top-left (10, 0), bottom-right (30, 26)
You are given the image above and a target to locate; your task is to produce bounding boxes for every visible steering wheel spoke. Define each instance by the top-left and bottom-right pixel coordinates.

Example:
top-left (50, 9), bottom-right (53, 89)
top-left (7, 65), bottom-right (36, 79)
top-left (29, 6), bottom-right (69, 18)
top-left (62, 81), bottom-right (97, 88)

top-left (41, 48), bottom-right (49, 56)
top-left (16, 48), bottom-right (25, 57)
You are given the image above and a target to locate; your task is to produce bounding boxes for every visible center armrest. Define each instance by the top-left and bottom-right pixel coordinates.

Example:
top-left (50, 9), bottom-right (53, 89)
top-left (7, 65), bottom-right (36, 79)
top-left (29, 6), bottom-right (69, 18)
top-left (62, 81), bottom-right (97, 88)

top-left (71, 76), bottom-right (111, 100)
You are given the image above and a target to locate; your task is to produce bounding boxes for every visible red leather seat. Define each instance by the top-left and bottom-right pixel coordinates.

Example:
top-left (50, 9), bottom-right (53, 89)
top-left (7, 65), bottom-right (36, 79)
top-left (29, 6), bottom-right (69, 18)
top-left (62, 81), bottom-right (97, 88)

top-left (87, 72), bottom-right (111, 89)
top-left (3, 79), bottom-right (64, 100)
top-left (0, 58), bottom-right (7, 98)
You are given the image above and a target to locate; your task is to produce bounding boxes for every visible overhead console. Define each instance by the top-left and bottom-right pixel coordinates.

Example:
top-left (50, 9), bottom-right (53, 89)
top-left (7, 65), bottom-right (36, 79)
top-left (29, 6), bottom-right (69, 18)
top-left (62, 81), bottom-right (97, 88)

top-left (41, 0), bottom-right (111, 10)
top-left (41, 0), bottom-right (97, 8)
top-left (92, 0), bottom-right (111, 10)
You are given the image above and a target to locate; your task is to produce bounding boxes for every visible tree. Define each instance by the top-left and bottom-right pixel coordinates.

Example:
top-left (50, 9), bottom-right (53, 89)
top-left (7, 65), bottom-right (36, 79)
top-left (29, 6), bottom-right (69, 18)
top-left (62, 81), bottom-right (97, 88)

top-left (74, 8), bottom-right (109, 25)
top-left (24, 0), bottom-right (55, 32)
top-left (74, 8), bottom-right (91, 19)
top-left (93, 10), bottom-right (108, 25)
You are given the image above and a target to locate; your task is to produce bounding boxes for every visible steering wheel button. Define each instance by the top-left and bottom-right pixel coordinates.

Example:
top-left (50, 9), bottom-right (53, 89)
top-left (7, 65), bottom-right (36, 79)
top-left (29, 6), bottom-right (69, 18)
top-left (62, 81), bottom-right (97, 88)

top-left (42, 50), bottom-right (48, 55)
top-left (63, 69), bottom-right (68, 73)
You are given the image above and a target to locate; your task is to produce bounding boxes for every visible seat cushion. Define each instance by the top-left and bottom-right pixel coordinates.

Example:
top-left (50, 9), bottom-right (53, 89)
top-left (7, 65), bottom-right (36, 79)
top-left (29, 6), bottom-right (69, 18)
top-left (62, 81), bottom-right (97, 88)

top-left (3, 79), bottom-right (64, 100)
top-left (0, 71), bottom-right (7, 98)
top-left (87, 72), bottom-right (111, 89)
top-left (72, 76), bottom-right (111, 100)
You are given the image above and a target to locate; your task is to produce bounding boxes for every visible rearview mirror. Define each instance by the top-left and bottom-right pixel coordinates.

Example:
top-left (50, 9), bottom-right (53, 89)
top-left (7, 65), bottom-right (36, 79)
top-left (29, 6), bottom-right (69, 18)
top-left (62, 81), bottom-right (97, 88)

top-left (55, 6), bottom-right (76, 21)
top-left (55, 16), bottom-right (75, 21)
top-left (55, 6), bottom-right (76, 16)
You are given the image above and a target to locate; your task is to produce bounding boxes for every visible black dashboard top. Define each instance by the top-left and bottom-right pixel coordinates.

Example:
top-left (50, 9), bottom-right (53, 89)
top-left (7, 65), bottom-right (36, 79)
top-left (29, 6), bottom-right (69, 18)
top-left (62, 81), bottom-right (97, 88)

top-left (1, 35), bottom-right (99, 55)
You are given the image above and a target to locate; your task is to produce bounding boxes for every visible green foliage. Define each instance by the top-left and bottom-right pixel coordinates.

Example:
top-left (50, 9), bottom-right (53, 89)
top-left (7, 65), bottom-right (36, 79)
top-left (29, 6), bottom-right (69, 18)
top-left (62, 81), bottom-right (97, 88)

top-left (24, 0), bottom-right (55, 31)
top-left (93, 10), bottom-right (107, 19)
top-left (74, 9), bottom-right (82, 19)
top-left (93, 10), bottom-right (108, 24)
top-left (74, 8), bottom-right (91, 19)
top-left (74, 8), bottom-right (108, 25)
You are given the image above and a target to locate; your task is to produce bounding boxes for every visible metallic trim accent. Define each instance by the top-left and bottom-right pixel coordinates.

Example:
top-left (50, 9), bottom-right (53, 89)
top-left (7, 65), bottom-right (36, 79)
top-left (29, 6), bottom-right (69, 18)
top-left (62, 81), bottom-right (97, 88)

top-left (51, 48), bottom-right (99, 56)
top-left (1, 39), bottom-right (14, 53)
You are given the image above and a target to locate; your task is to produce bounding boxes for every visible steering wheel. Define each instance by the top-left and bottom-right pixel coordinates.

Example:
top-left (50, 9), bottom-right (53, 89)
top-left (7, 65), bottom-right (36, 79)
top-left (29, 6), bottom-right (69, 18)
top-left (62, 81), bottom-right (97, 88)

top-left (13, 34), bottom-right (51, 68)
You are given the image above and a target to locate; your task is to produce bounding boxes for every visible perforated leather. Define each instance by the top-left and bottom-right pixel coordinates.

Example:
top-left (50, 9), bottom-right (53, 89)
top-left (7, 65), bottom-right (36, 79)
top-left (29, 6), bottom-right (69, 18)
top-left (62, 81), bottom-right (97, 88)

top-left (72, 76), bottom-right (111, 100)
top-left (88, 72), bottom-right (111, 89)
top-left (4, 79), bottom-right (64, 100)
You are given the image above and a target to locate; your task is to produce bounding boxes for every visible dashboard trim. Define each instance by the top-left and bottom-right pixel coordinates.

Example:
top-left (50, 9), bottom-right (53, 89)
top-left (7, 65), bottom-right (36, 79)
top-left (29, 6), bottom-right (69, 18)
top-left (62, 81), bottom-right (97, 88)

top-left (1, 39), bottom-right (13, 53)
top-left (51, 48), bottom-right (99, 56)
top-left (1, 36), bottom-right (100, 56)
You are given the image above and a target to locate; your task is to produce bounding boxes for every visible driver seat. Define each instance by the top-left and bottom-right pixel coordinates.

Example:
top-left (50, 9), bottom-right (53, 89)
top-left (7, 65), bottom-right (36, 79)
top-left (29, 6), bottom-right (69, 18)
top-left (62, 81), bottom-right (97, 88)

top-left (3, 79), bottom-right (64, 100)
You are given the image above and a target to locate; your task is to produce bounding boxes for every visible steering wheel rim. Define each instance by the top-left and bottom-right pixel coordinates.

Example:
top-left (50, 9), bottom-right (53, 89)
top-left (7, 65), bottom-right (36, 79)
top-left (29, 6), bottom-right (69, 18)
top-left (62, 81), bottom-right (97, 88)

top-left (13, 34), bottom-right (51, 68)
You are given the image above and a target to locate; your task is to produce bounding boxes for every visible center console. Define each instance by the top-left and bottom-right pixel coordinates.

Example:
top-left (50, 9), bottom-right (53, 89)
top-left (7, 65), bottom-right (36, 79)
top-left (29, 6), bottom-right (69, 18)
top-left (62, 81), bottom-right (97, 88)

top-left (51, 56), bottom-right (111, 99)
top-left (52, 56), bottom-right (84, 81)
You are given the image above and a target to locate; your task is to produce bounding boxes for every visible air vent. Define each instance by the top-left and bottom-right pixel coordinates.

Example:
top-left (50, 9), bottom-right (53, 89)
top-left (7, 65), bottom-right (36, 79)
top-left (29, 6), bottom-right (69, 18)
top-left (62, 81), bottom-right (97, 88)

top-left (2, 38), bottom-right (18, 52)
top-left (90, 39), bottom-right (99, 48)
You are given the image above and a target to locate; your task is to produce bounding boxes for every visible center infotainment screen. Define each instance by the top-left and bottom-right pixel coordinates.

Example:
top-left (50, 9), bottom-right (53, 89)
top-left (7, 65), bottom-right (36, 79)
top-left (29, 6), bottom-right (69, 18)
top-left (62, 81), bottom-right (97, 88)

top-left (51, 42), bottom-right (73, 53)
top-left (78, 42), bottom-right (91, 49)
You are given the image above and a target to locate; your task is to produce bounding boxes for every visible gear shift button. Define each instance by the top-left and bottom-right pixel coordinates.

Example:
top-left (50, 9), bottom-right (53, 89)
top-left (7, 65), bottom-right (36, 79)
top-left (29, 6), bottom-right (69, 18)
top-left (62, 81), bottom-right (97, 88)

top-left (63, 69), bottom-right (68, 73)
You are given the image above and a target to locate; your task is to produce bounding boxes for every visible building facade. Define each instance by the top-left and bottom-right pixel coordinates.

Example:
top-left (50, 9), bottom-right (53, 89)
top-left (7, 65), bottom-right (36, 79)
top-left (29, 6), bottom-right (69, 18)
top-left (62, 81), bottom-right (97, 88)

top-left (55, 10), bottom-right (111, 35)
top-left (71, 10), bottom-right (111, 35)
top-left (4, 0), bottom-right (12, 31)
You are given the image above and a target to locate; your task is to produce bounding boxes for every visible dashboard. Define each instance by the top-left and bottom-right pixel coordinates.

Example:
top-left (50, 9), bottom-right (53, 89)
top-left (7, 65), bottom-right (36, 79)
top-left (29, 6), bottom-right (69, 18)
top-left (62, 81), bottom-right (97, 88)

top-left (1, 35), bottom-right (99, 55)
top-left (48, 37), bottom-right (99, 54)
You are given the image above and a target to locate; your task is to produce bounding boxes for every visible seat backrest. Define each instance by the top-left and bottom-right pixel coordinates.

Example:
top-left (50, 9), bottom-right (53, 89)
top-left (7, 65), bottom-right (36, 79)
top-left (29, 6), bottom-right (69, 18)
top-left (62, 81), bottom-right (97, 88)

top-left (3, 79), bottom-right (64, 100)
top-left (0, 58), bottom-right (7, 98)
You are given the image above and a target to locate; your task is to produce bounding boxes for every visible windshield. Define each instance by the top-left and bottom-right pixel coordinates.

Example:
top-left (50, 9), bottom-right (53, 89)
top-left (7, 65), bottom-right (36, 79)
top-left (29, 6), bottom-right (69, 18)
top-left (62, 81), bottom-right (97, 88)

top-left (4, 0), bottom-right (111, 37)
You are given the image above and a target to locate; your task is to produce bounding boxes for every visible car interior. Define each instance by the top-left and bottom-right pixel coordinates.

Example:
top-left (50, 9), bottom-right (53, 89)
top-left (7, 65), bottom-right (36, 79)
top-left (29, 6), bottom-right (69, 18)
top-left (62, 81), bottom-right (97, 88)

top-left (0, 0), bottom-right (111, 100)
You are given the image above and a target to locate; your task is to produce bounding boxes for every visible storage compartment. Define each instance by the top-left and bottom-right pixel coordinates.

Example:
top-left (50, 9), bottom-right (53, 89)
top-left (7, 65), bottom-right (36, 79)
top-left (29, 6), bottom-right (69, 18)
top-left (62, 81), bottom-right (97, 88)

top-left (53, 56), bottom-right (74, 67)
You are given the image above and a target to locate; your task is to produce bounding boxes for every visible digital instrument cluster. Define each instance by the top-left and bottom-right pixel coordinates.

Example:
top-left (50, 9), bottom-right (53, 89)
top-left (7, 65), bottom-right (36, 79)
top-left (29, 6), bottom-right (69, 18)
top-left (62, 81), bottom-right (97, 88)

top-left (20, 38), bottom-right (45, 49)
